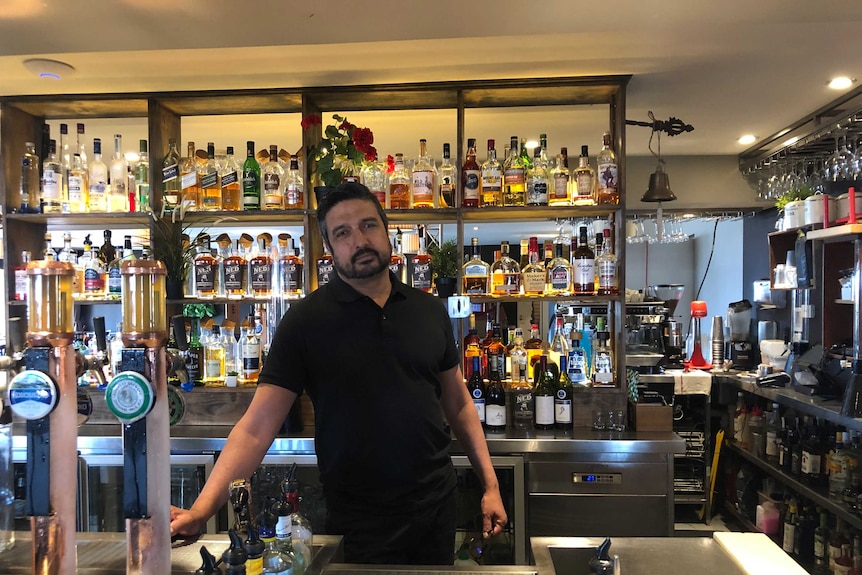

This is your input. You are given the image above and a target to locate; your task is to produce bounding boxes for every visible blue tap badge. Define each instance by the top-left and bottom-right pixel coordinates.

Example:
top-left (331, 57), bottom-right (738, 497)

top-left (7, 370), bottom-right (58, 420)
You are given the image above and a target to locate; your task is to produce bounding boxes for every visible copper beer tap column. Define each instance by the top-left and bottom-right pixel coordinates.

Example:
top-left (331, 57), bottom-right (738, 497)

top-left (104, 259), bottom-right (171, 575)
top-left (6, 260), bottom-right (78, 575)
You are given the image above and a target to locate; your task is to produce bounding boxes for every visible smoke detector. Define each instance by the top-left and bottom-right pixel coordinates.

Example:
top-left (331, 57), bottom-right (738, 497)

top-left (22, 58), bottom-right (76, 80)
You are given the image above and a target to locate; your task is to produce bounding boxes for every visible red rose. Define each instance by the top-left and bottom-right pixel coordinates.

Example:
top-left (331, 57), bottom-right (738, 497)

top-left (386, 154), bottom-right (395, 174)
top-left (364, 146), bottom-right (377, 162)
top-left (352, 127), bottom-right (374, 151)
top-left (339, 120), bottom-right (355, 132)
top-left (301, 114), bottom-right (321, 130)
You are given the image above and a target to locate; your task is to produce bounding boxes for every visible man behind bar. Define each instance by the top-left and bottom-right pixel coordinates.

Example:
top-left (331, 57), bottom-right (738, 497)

top-left (171, 181), bottom-right (507, 564)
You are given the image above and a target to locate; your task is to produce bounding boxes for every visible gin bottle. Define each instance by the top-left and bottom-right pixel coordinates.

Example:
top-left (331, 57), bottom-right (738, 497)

top-left (108, 134), bottom-right (128, 212)
top-left (19, 142), bottom-right (40, 213)
top-left (41, 139), bottom-right (62, 213)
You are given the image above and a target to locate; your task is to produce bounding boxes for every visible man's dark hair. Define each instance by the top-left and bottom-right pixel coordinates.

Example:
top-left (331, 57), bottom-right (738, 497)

top-left (316, 182), bottom-right (389, 247)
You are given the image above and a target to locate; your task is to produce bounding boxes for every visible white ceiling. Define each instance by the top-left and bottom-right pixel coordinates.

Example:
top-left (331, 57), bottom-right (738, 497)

top-left (1, 0), bottom-right (861, 160)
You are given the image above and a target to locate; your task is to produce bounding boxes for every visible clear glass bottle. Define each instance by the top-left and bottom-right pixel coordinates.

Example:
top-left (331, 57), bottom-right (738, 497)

top-left (502, 136), bottom-right (526, 206)
top-left (573, 145), bottom-right (596, 206)
top-left (194, 234), bottom-right (218, 299)
top-left (389, 153), bottom-right (411, 209)
top-left (534, 355), bottom-right (556, 430)
top-left (67, 153), bottom-right (89, 213)
top-left (203, 324), bottom-right (226, 387)
top-left (242, 140), bottom-right (261, 210)
top-left (240, 311), bottom-right (261, 385)
top-left (596, 228), bottom-right (618, 295)
top-left (411, 230), bottom-right (432, 293)
top-left (41, 139), bottom-right (62, 213)
top-left (549, 314), bottom-right (569, 373)
top-left (135, 139), bottom-right (149, 212)
top-left (179, 140), bottom-right (200, 211)
top-left (76, 123), bottom-right (88, 167)
top-left (262, 145), bottom-right (285, 210)
top-left (549, 147), bottom-right (570, 206)
top-left (480, 139), bottom-right (502, 207)
top-left (280, 236), bottom-right (304, 298)
top-left (567, 331), bottom-right (589, 387)
top-left (161, 138), bottom-right (181, 214)
top-left (58, 123), bottom-right (71, 210)
top-left (521, 236), bottom-right (545, 296)
top-left (438, 143), bottom-right (456, 208)
top-left (592, 319), bottom-right (615, 387)
top-left (106, 235), bottom-right (133, 300)
top-left (596, 132), bottom-right (619, 204)
top-left (250, 236), bottom-right (273, 298)
top-left (200, 142), bottom-right (222, 211)
top-left (412, 138), bottom-right (437, 208)
top-left (108, 133), bottom-right (129, 212)
top-left (220, 146), bottom-right (242, 211)
top-left (572, 226), bottom-right (596, 296)
top-left (82, 239), bottom-right (105, 299)
top-left (389, 229), bottom-right (407, 284)
top-left (490, 241), bottom-right (521, 295)
top-left (223, 240), bottom-right (247, 299)
top-left (546, 237), bottom-right (573, 296)
top-left (462, 237), bottom-right (490, 295)
top-left (284, 154), bottom-right (304, 209)
top-left (316, 243), bottom-right (334, 287)
top-left (361, 154), bottom-right (387, 208)
top-left (526, 147), bottom-right (550, 206)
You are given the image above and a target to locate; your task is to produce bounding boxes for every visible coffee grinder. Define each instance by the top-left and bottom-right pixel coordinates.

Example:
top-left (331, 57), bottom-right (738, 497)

top-left (727, 299), bottom-right (755, 370)
top-left (650, 284), bottom-right (686, 369)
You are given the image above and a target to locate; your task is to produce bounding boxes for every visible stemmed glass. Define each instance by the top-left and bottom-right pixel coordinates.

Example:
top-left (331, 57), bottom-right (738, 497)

top-left (627, 216), bottom-right (645, 244)
top-left (828, 129), bottom-right (855, 182)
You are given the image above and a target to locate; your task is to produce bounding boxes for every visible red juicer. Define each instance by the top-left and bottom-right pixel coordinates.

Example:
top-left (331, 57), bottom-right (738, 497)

top-left (687, 300), bottom-right (712, 369)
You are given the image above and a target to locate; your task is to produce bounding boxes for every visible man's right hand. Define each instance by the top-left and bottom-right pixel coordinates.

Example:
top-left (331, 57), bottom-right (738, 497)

top-left (170, 505), bottom-right (207, 537)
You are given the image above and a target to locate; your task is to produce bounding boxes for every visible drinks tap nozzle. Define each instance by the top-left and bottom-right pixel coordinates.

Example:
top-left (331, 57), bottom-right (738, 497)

top-left (0, 318), bottom-right (26, 372)
top-left (80, 316), bottom-right (108, 386)
top-left (171, 315), bottom-right (192, 389)
top-left (229, 478), bottom-right (252, 534)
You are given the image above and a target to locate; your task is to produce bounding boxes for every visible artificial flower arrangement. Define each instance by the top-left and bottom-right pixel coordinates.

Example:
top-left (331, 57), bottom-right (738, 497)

top-left (301, 114), bottom-right (377, 188)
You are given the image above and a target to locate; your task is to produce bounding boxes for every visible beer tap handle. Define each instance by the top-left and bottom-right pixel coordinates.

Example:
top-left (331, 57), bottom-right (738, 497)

top-left (173, 316), bottom-right (189, 352)
top-left (92, 316), bottom-right (108, 353)
top-left (8, 318), bottom-right (24, 357)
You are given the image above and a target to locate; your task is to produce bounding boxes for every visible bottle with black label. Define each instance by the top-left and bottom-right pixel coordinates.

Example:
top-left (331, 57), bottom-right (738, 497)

top-left (466, 356), bottom-right (485, 424)
top-left (194, 234), bottom-right (218, 299)
top-left (250, 235), bottom-right (273, 298)
top-left (485, 366), bottom-right (506, 431)
top-left (186, 317), bottom-right (203, 387)
top-left (240, 312), bottom-right (261, 385)
top-left (411, 229), bottom-right (432, 293)
top-left (316, 243), bottom-right (334, 288)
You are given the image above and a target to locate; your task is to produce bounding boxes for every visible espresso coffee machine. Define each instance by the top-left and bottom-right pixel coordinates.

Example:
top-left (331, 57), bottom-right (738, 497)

top-left (625, 284), bottom-right (686, 371)
top-left (652, 284), bottom-right (685, 369)
top-left (727, 299), bottom-right (755, 370)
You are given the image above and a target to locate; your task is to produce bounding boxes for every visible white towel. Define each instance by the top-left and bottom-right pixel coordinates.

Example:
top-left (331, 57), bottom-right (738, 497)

top-left (673, 369), bottom-right (712, 395)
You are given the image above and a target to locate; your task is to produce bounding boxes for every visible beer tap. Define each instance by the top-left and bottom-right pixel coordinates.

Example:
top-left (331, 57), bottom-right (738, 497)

top-left (229, 478), bottom-right (252, 534)
top-left (0, 318), bottom-right (27, 373)
top-left (5, 259), bottom-right (78, 574)
top-left (103, 259), bottom-right (171, 575)
top-left (79, 316), bottom-right (109, 388)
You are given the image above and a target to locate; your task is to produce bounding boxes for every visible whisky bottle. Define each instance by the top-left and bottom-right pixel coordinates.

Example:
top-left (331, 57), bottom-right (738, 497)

top-left (485, 323), bottom-right (507, 385)
top-left (411, 230), bottom-right (432, 293)
top-left (194, 234), bottom-right (218, 299)
top-left (521, 237), bottom-right (545, 296)
top-left (262, 145), bottom-right (284, 210)
top-left (279, 235), bottom-right (304, 298)
top-left (572, 226), bottom-right (596, 296)
top-left (200, 142), bottom-right (222, 211)
top-left (108, 134), bottom-right (129, 213)
top-left (242, 140), bottom-right (261, 210)
top-left (220, 146), bottom-right (242, 211)
top-left (573, 145), bottom-right (596, 206)
top-left (180, 141), bottom-right (200, 211)
top-left (19, 142), bottom-right (40, 213)
top-left (502, 136), bottom-right (526, 206)
top-left (186, 317), bottom-right (204, 387)
top-left (316, 243), bottom-right (334, 287)
top-left (480, 139), bottom-right (502, 207)
top-left (546, 238), bottom-right (573, 296)
top-left (361, 153), bottom-right (387, 208)
top-left (526, 147), bottom-right (549, 206)
top-left (389, 229), bottom-right (407, 284)
top-left (490, 241), bottom-right (521, 296)
top-left (82, 239), bottom-right (105, 299)
top-left (388, 153), bottom-right (411, 209)
top-left (510, 329), bottom-right (533, 430)
top-left (223, 240), bottom-right (247, 299)
top-left (41, 139), bottom-right (62, 213)
top-left (68, 153), bottom-right (88, 213)
top-left (524, 324), bottom-right (544, 380)
top-left (411, 138), bottom-right (437, 208)
top-left (99, 229), bottom-right (116, 266)
top-left (533, 355), bottom-right (556, 430)
top-left (284, 154), bottom-right (304, 209)
top-left (161, 138), bottom-right (181, 214)
top-left (438, 143), bottom-right (456, 208)
top-left (549, 147), bottom-right (570, 206)
top-left (462, 237), bottom-right (490, 295)
top-left (463, 314), bottom-right (482, 379)
top-left (596, 132), bottom-right (619, 204)
top-left (203, 324), bottom-right (226, 387)
top-left (239, 312), bottom-right (261, 385)
top-left (135, 140), bottom-right (149, 212)
top-left (250, 236), bottom-right (273, 298)
top-left (466, 356), bottom-right (485, 424)
top-left (461, 138), bottom-right (481, 208)
top-left (596, 229), bottom-right (619, 295)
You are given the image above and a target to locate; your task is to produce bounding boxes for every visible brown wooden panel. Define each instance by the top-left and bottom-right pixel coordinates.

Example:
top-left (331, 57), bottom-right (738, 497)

top-left (463, 84), bottom-right (619, 108)
top-left (0, 103), bottom-right (43, 211)
top-left (158, 92), bottom-right (302, 116)
top-left (307, 88), bottom-right (458, 112)
top-left (148, 99), bottom-right (181, 214)
top-left (6, 98), bottom-right (148, 119)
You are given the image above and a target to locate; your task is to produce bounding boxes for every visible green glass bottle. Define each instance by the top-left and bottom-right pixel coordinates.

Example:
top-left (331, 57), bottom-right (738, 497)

top-left (187, 316), bottom-right (204, 387)
top-left (554, 356), bottom-right (573, 430)
top-left (242, 140), bottom-right (261, 210)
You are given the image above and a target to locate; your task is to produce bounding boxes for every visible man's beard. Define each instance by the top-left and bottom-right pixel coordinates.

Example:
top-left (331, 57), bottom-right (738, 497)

top-left (334, 247), bottom-right (390, 280)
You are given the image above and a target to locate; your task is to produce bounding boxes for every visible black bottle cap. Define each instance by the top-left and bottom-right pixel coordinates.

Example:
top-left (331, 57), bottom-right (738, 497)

top-left (221, 529), bottom-right (248, 566)
top-left (244, 523), bottom-right (265, 559)
top-left (194, 545), bottom-right (219, 574)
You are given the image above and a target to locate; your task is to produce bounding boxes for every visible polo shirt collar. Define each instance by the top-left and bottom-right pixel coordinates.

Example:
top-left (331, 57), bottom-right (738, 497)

top-left (329, 270), bottom-right (408, 304)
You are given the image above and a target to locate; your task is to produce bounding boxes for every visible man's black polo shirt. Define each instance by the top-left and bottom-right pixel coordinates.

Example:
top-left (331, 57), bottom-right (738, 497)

top-left (259, 271), bottom-right (459, 513)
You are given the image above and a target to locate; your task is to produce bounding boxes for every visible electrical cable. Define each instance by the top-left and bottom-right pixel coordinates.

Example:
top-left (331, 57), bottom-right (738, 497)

top-left (694, 219), bottom-right (719, 301)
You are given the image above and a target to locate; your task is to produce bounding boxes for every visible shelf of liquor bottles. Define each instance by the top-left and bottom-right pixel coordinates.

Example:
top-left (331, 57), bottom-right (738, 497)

top-left (726, 440), bottom-right (862, 532)
top-left (468, 294), bottom-right (619, 304)
top-left (5, 211), bottom-right (152, 229)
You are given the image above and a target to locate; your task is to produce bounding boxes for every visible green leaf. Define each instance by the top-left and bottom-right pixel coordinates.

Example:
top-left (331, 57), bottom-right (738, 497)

top-left (324, 125), bottom-right (341, 140)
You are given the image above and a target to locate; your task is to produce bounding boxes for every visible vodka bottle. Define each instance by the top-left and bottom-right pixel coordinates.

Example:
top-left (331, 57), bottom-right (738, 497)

top-left (108, 134), bottom-right (129, 212)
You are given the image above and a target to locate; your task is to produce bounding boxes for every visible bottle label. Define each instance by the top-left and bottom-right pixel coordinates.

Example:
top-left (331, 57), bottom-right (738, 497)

top-left (412, 262), bottom-right (432, 290)
top-left (567, 348), bottom-right (587, 384)
top-left (224, 263), bottom-right (245, 292)
top-left (282, 261), bottom-right (303, 293)
top-left (513, 389), bottom-right (533, 423)
top-left (317, 260), bottom-right (333, 286)
top-left (276, 515), bottom-right (292, 539)
top-left (782, 524), bottom-right (795, 553)
top-left (195, 262), bottom-right (215, 293)
top-left (68, 175), bottom-right (83, 203)
top-left (597, 162), bottom-right (618, 192)
top-left (412, 170), bottom-right (434, 205)
top-left (813, 539), bottom-right (826, 561)
top-left (84, 267), bottom-right (104, 293)
top-left (597, 260), bottom-right (616, 290)
top-left (89, 181), bottom-right (106, 197)
top-left (42, 170), bottom-right (59, 199)
top-left (221, 171), bottom-right (238, 188)
top-left (180, 170), bottom-right (196, 191)
top-left (522, 270), bottom-right (545, 294)
top-left (162, 164), bottom-right (178, 183)
top-left (550, 267), bottom-right (571, 291)
top-left (486, 404), bottom-right (506, 427)
top-left (200, 172), bottom-right (218, 190)
top-left (553, 175), bottom-right (568, 200)
top-left (555, 396), bottom-right (572, 424)
top-left (285, 185), bottom-right (302, 207)
top-left (107, 267), bottom-right (122, 295)
top-left (488, 353), bottom-right (504, 377)
top-left (492, 271), bottom-right (520, 294)
top-left (801, 450), bottom-right (821, 475)
top-left (242, 341), bottom-right (260, 373)
top-left (205, 358), bottom-right (222, 379)
top-left (242, 171), bottom-right (260, 206)
top-left (765, 431), bottom-right (779, 457)
top-left (594, 352), bottom-right (613, 384)
top-left (389, 261), bottom-right (404, 280)
top-left (503, 168), bottom-right (524, 185)
top-left (185, 350), bottom-right (201, 383)
top-left (250, 262), bottom-right (272, 292)
top-left (527, 180), bottom-right (548, 205)
top-left (472, 396), bottom-right (486, 423)
top-left (14, 269), bottom-right (27, 301)
top-left (576, 173), bottom-right (593, 199)
top-left (512, 357), bottom-right (528, 382)
top-left (535, 395), bottom-right (554, 425)
top-left (463, 170), bottom-right (481, 201)
top-left (574, 259), bottom-right (595, 287)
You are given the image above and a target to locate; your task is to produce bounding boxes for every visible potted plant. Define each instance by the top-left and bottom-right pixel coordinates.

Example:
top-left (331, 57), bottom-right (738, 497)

top-left (428, 239), bottom-right (461, 298)
top-left (150, 217), bottom-right (198, 299)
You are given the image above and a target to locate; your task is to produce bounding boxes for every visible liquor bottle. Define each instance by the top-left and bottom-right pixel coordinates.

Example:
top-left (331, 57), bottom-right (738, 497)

top-left (261, 529), bottom-right (293, 575)
top-left (261, 145), bottom-right (284, 210)
top-left (389, 229), bottom-right (407, 283)
top-left (438, 143), bottom-right (456, 208)
top-left (510, 330), bottom-right (533, 429)
top-left (57, 233), bottom-right (76, 264)
top-left (200, 142), bottom-right (222, 211)
top-left (572, 226), bottom-right (596, 295)
top-left (194, 234), bottom-right (218, 299)
top-left (813, 510), bottom-right (829, 572)
top-left (502, 136), bottom-right (526, 207)
top-left (828, 519), bottom-right (849, 571)
top-left (186, 317), bottom-right (204, 387)
top-left (463, 314), bottom-right (482, 379)
top-left (596, 228), bottom-right (618, 295)
top-left (204, 324), bottom-right (226, 387)
top-left (548, 315), bottom-right (569, 372)
top-left (106, 235), bottom-right (133, 300)
top-left (220, 146), bottom-right (242, 211)
top-left (108, 134), bottom-right (128, 213)
top-left (764, 402), bottom-right (781, 464)
top-left (67, 153), bottom-right (88, 213)
top-left (411, 230), bottom-right (432, 293)
top-left (592, 320), bottom-right (614, 387)
top-left (41, 139), bottom-right (62, 213)
top-left (546, 238), bottom-right (573, 296)
top-left (19, 141), bottom-right (40, 213)
top-left (486, 323), bottom-right (506, 383)
top-left (316, 243), bottom-right (334, 287)
top-left (58, 124), bottom-right (71, 209)
top-left (411, 139), bottom-right (437, 208)
top-left (161, 138), bottom-right (181, 213)
top-left (82, 238), bottom-right (105, 299)
top-left (466, 356), bottom-right (485, 424)
top-left (242, 141), bottom-right (261, 210)
top-left (14, 251), bottom-right (31, 301)
top-left (521, 237), bottom-right (545, 296)
top-left (526, 147), bottom-right (549, 206)
top-left (462, 237), bottom-right (490, 295)
top-left (573, 145), bottom-right (596, 206)
top-left (534, 355), bottom-right (556, 430)
top-left (250, 236), bottom-right (274, 298)
top-left (223, 240), bottom-right (247, 299)
top-left (179, 141), bottom-right (200, 211)
top-left (829, 431), bottom-right (851, 500)
top-left (485, 365), bottom-right (507, 431)
top-left (782, 498), bottom-right (797, 555)
top-left (239, 312), bottom-right (261, 385)
top-left (519, 137), bottom-right (533, 170)
top-left (555, 356), bottom-right (573, 430)
top-left (284, 154), bottom-right (304, 209)
top-left (76, 123), bottom-right (88, 167)
top-left (480, 139), bottom-right (502, 207)
top-left (490, 241), bottom-right (521, 295)
top-left (279, 236), bottom-right (304, 298)
top-left (801, 431), bottom-right (824, 487)
top-left (549, 147), bottom-right (570, 207)
top-left (389, 153), bottom-right (411, 209)
top-left (567, 331), bottom-right (589, 388)
top-left (596, 132), bottom-right (619, 204)
top-left (538, 133), bottom-right (550, 168)
top-left (361, 153), bottom-right (387, 208)
top-left (524, 324), bottom-right (544, 376)
top-left (135, 140), bottom-right (149, 212)
top-left (99, 229), bottom-right (116, 267)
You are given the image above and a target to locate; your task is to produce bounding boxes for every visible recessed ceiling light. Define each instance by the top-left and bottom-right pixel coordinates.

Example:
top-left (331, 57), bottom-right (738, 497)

top-left (783, 136), bottom-right (800, 147)
top-left (828, 76), bottom-right (855, 90)
top-left (473, 226), bottom-right (479, 231)
top-left (737, 134), bottom-right (757, 145)
top-left (22, 58), bottom-right (75, 80)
